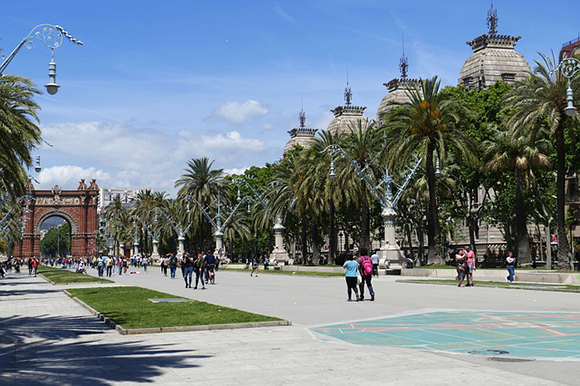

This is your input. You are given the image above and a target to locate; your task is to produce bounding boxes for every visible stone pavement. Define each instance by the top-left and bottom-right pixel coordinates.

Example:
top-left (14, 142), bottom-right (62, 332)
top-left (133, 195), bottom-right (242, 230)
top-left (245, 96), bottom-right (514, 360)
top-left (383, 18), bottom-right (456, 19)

top-left (0, 269), bottom-right (578, 385)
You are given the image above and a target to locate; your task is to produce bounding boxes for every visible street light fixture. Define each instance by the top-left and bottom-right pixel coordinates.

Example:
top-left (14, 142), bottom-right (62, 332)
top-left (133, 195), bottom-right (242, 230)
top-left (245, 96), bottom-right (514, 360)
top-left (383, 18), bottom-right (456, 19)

top-left (554, 57), bottom-right (580, 117)
top-left (0, 24), bottom-right (83, 95)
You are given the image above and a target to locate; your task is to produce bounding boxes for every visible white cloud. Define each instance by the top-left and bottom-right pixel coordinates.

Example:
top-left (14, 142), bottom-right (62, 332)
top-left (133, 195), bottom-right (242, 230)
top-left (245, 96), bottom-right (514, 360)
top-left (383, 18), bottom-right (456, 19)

top-left (39, 165), bottom-right (112, 188)
top-left (39, 121), bottom-right (269, 195)
top-left (223, 167), bottom-right (249, 176)
top-left (209, 100), bottom-right (269, 125)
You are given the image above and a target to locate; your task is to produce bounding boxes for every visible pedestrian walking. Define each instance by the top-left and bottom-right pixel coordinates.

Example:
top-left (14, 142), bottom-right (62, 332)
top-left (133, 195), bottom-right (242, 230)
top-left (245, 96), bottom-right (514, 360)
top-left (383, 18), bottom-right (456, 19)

top-left (357, 248), bottom-right (375, 301)
top-left (506, 251), bottom-right (516, 283)
top-left (142, 256), bottom-right (148, 273)
top-left (160, 255), bottom-right (168, 276)
top-left (455, 250), bottom-right (468, 287)
top-left (194, 252), bottom-right (205, 289)
top-left (183, 252), bottom-right (194, 288)
top-left (343, 253), bottom-right (360, 301)
top-left (250, 258), bottom-right (258, 277)
top-left (31, 257), bottom-right (39, 277)
top-left (169, 253), bottom-right (178, 278)
top-left (204, 251), bottom-right (216, 284)
top-left (465, 246), bottom-right (475, 287)
top-left (371, 250), bottom-right (379, 277)
top-left (105, 255), bottom-right (113, 277)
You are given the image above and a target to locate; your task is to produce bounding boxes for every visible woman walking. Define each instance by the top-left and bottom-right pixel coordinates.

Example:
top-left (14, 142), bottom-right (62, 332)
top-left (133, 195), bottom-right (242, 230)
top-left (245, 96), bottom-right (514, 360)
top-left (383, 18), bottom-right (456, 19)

top-left (194, 253), bottom-right (205, 290)
top-left (343, 254), bottom-right (360, 301)
top-left (455, 250), bottom-right (468, 287)
top-left (506, 251), bottom-right (516, 283)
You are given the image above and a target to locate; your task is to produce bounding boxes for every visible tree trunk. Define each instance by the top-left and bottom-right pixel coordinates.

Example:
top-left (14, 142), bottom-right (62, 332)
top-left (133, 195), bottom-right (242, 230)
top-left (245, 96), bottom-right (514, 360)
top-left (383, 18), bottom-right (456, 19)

top-left (426, 143), bottom-right (442, 265)
top-left (301, 211), bottom-right (308, 264)
top-left (556, 125), bottom-right (570, 270)
top-left (514, 167), bottom-right (531, 264)
top-left (360, 180), bottom-right (370, 251)
top-left (329, 196), bottom-right (336, 264)
top-left (311, 222), bottom-right (320, 265)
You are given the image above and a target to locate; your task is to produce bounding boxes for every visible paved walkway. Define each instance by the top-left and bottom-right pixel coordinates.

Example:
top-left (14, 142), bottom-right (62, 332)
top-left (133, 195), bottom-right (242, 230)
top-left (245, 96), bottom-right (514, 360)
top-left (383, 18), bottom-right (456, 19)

top-left (0, 268), bottom-right (578, 385)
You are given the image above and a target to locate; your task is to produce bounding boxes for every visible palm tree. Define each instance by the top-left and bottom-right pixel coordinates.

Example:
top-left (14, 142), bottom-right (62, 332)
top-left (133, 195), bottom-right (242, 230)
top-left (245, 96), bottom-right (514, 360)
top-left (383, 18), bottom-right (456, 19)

top-left (303, 129), bottom-right (348, 263)
top-left (175, 158), bottom-right (223, 250)
top-left (342, 120), bottom-right (382, 252)
top-left (504, 53), bottom-right (580, 270)
top-left (385, 76), bottom-right (476, 265)
top-left (0, 75), bottom-right (42, 199)
top-left (104, 196), bottom-right (130, 253)
top-left (484, 126), bottom-right (550, 265)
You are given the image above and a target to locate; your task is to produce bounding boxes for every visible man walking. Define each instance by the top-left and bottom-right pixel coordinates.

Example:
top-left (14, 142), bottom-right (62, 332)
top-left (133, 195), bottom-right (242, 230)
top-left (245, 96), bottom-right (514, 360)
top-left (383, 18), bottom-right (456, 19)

top-left (169, 253), bottom-right (177, 279)
top-left (183, 252), bottom-right (194, 288)
top-left (371, 249), bottom-right (379, 277)
top-left (465, 245), bottom-right (475, 287)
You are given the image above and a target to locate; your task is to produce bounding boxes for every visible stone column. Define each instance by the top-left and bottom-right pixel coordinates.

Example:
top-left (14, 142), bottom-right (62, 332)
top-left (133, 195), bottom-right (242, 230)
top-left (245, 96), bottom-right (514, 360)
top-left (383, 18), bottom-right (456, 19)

top-left (151, 239), bottom-right (160, 262)
top-left (214, 230), bottom-right (223, 257)
top-left (177, 235), bottom-right (185, 258)
top-left (108, 240), bottom-right (114, 255)
top-left (119, 243), bottom-right (125, 257)
top-left (269, 220), bottom-right (289, 265)
top-left (378, 207), bottom-right (406, 271)
top-left (132, 240), bottom-right (139, 257)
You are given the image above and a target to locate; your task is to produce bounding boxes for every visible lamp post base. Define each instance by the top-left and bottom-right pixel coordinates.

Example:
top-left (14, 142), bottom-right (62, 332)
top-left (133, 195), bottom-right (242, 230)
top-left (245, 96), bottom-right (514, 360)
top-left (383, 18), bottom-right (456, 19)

top-left (269, 250), bottom-right (290, 266)
top-left (378, 244), bottom-right (409, 271)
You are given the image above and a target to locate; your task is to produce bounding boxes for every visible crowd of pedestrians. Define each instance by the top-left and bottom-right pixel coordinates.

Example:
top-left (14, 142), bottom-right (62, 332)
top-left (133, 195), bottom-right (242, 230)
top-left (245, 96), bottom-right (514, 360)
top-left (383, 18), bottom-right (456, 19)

top-left (342, 247), bottom-right (376, 302)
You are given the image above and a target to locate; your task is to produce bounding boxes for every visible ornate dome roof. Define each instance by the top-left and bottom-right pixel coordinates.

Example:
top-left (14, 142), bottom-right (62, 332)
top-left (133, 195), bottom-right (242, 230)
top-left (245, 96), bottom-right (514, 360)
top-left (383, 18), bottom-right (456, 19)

top-left (283, 110), bottom-right (318, 156)
top-left (458, 4), bottom-right (530, 90)
top-left (327, 83), bottom-right (367, 135)
top-left (377, 78), bottom-right (420, 122)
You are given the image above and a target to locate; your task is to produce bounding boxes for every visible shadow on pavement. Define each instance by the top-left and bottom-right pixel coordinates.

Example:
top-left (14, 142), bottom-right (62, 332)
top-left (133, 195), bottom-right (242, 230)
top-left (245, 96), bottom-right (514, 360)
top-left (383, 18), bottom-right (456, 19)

top-left (0, 314), bottom-right (212, 385)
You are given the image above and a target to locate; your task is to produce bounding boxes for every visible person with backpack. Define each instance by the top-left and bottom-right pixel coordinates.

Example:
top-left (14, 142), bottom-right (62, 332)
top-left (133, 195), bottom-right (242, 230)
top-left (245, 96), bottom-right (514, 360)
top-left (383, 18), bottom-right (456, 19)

top-left (343, 253), bottom-right (360, 301)
top-left (357, 247), bottom-right (375, 301)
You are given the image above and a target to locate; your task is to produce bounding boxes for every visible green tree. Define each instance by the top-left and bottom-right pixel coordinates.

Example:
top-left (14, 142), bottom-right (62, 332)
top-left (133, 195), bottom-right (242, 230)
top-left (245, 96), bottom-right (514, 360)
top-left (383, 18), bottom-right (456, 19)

top-left (0, 75), bottom-right (42, 199)
top-left (385, 76), bottom-right (477, 265)
top-left (504, 53), bottom-right (580, 270)
top-left (484, 126), bottom-right (550, 265)
top-left (40, 222), bottom-right (71, 257)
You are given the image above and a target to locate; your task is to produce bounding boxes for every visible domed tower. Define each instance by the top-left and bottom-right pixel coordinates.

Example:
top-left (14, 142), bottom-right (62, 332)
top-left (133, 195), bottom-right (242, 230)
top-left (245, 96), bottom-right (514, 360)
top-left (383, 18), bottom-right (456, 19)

top-left (377, 47), bottom-right (421, 125)
top-left (283, 109), bottom-right (318, 156)
top-left (327, 82), bottom-right (367, 135)
top-left (459, 2), bottom-right (530, 90)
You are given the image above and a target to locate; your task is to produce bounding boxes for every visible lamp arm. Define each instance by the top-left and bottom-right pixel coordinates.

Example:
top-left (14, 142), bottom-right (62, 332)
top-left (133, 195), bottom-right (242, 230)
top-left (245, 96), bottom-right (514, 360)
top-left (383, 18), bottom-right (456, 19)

top-left (322, 145), bottom-right (386, 207)
top-left (219, 196), bottom-right (251, 233)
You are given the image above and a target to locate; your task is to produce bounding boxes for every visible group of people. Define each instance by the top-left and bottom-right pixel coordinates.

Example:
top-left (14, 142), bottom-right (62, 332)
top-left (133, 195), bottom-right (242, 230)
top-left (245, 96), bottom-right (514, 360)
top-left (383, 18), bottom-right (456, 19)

top-left (454, 246), bottom-right (476, 287)
top-left (455, 246), bottom-right (517, 286)
top-left (159, 251), bottom-right (218, 290)
top-left (342, 247), bottom-right (376, 302)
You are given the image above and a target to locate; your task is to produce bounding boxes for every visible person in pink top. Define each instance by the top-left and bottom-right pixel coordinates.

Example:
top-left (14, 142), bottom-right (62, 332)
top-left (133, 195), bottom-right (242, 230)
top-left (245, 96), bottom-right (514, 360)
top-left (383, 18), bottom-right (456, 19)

top-left (465, 246), bottom-right (475, 287)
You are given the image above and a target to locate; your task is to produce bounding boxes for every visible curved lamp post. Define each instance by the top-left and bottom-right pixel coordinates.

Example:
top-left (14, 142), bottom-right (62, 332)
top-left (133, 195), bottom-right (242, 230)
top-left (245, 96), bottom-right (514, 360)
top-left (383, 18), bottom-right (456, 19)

top-left (323, 145), bottom-right (420, 271)
top-left (554, 57), bottom-right (580, 117)
top-left (0, 24), bottom-right (83, 94)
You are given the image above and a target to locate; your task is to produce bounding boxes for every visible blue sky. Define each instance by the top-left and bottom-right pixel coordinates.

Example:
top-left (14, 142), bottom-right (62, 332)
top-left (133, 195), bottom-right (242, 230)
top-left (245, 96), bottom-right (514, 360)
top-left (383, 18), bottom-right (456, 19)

top-left (1, 0), bottom-right (578, 195)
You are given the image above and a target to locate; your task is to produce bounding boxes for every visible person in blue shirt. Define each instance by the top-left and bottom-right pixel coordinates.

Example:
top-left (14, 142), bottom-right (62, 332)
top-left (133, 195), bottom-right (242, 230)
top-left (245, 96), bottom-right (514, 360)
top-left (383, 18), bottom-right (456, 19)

top-left (343, 254), bottom-right (360, 302)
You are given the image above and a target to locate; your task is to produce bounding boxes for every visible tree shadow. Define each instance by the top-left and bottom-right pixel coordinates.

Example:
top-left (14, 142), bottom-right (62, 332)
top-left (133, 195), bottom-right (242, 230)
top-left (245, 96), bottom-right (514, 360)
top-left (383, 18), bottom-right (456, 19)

top-left (0, 314), bottom-right (212, 385)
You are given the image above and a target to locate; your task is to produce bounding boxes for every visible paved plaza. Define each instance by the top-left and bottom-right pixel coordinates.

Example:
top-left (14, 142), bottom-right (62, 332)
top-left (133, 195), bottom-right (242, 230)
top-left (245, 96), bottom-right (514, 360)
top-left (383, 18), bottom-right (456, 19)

top-left (1, 268), bottom-right (579, 385)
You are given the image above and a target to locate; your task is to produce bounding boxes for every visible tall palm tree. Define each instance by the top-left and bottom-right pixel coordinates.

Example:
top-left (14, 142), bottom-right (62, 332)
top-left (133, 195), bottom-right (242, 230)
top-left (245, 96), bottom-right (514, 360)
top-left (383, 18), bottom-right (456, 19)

top-left (504, 53), bottom-right (579, 270)
top-left (342, 120), bottom-right (382, 252)
top-left (0, 75), bottom-right (42, 199)
top-left (175, 157), bottom-right (223, 250)
top-left (303, 129), bottom-right (348, 263)
top-left (104, 196), bottom-right (130, 253)
top-left (484, 126), bottom-right (550, 265)
top-left (385, 76), bottom-right (476, 265)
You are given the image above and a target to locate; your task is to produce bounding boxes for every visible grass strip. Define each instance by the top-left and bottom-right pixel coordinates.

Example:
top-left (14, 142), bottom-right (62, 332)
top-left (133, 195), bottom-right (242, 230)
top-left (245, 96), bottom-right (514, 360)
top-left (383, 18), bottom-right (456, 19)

top-left (411, 265), bottom-right (577, 272)
top-left (67, 286), bottom-right (281, 329)
top-left (398, 279), bottom-right (580, 292)
top-left (39, 265), bottom-right (113, 284)
top-left (220, 268), bottom-right (343, 277)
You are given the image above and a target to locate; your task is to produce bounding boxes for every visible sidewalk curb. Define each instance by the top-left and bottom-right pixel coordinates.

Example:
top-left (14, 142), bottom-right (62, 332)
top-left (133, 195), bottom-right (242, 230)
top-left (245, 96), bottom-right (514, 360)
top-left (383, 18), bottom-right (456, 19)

top-left (63, 290), bottom-right (292, 335)
top-left (396, 279), bottom-right (580, 293)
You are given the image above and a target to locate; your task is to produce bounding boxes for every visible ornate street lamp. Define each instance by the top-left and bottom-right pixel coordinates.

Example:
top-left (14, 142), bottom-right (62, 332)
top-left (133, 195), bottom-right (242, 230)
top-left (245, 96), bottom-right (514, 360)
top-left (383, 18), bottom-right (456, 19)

top-left (0, 24), bottom-right (83, 95)
top-left (554, 57), bottom-right (580, 117)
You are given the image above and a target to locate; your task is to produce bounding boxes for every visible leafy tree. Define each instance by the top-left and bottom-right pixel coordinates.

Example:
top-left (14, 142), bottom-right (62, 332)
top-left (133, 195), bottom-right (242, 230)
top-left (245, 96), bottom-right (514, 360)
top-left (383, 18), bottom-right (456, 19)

top-left (385, 76), bottom-right (477, 265)
top-left (40, 222), bottom-right (70, 257)
top-left (504, 53), bottom-right (580, 270)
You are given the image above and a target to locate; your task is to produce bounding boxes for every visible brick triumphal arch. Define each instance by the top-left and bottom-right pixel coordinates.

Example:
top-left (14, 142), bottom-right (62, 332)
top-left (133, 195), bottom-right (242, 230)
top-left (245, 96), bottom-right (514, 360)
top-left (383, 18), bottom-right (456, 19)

top-left (14, 179), bottom-right (100, 259)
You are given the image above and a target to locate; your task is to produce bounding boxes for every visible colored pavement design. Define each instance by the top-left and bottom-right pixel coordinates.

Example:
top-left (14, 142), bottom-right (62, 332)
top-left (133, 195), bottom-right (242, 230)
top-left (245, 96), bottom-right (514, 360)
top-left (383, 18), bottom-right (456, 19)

top-left (311, 311), bottom-right (580, 359)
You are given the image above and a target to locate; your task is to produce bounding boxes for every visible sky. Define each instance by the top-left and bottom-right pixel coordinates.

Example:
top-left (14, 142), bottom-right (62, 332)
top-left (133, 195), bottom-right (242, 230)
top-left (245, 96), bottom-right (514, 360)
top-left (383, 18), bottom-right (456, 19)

top-left (1, 0), bottom-right (578, 196)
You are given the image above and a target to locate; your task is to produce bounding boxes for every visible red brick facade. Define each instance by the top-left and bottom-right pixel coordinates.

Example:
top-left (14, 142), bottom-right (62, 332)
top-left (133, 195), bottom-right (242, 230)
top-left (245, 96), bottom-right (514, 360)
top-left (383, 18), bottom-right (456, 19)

top-left (14, 179), bottom-right (99, 259)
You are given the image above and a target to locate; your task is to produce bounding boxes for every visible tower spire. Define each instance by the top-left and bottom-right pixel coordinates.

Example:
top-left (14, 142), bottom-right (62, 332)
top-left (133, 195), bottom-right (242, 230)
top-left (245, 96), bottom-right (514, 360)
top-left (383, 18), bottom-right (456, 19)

top-left (487, 0), bottom-right (498, 35)
top-left (299, 107), bottom-right (306, 129)
top-left (344, 68), bottom-right (352, 106)
top-left (400, 35), bottom-right (408, 79)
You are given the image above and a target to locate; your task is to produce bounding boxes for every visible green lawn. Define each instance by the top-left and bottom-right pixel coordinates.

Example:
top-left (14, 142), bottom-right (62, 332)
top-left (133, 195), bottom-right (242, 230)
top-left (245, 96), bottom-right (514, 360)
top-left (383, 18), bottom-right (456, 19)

top-left (39, 265), bottom-right (113, 284)
top-left (220, 268), bottom-right (344, 277)
top-left (66, 286), bottom-right (281, 329)
top-left (398, 279), bottom-right (580, 292)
